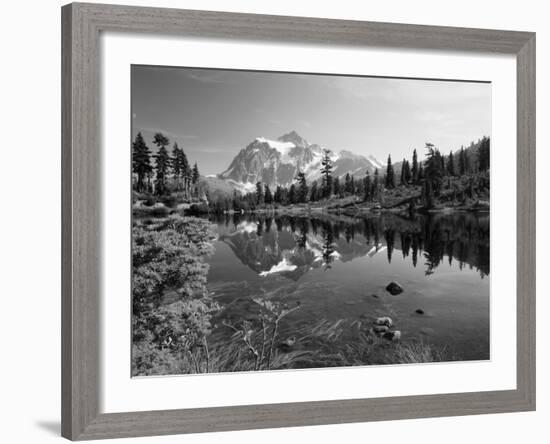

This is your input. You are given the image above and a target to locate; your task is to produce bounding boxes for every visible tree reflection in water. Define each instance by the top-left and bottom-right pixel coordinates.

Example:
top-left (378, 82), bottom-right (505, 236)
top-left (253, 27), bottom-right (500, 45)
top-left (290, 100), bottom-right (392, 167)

top-left (214, 212), bottom-right (489, 279)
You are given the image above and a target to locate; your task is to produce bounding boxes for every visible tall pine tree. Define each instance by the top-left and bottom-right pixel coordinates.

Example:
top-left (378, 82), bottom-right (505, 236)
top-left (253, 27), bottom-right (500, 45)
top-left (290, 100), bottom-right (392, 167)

top-left (385, 155), bottom-right (395, 188)
top-left (132, 132), bottom-right (152, 192)
top-left (295, 171), bottom-right (308, 203)
top-left (152, 132), bottom-right (170, 195)
top-left (447, 150), bottom-right (455, 176)
top-left (411, 149), bottom-right (419, 184)
top-left (320, 149), bottom-right (333, 198)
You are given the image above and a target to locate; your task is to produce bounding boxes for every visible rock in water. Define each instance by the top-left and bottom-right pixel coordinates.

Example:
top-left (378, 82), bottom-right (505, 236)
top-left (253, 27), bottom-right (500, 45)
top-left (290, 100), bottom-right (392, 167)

top-left (374, 316), bottom-right (393, 327)
top-left (382, 330), bottom-right (401, 342)
top-left (386, 281), bottom-right (404, 295)
top-left (282, 336), bottom-right (296, 347)
top-left (373, 325), bottom-right (389, 334)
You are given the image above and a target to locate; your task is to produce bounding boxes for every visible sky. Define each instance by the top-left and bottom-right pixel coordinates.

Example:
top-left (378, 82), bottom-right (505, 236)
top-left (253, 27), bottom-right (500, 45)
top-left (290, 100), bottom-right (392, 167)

top-left (131, 65), bottom-right (491, 176)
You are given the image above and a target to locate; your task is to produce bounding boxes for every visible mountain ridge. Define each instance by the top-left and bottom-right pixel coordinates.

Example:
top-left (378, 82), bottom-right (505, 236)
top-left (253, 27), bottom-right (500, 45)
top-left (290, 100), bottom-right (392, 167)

top-left (218, 131), bottom-right (382, 192)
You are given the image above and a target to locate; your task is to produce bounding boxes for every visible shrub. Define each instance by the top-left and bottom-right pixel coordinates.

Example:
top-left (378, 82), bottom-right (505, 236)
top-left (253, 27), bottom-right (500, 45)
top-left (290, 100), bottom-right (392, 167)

top-left (143, 196), bottom-right (157, 207)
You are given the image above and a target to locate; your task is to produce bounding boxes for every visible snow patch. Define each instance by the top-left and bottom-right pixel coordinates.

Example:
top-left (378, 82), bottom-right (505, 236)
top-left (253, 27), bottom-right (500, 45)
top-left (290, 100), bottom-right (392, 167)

top-left (236, 221), bottom-right (258, 234)
top-left (367, 155), bottom-right (384, 170)
top-left (226, 179), bottom-right (256, 194)
top-left (259, 258), bottom-right (297, 277)
top-left (256, 137), bottom-right (295, 157)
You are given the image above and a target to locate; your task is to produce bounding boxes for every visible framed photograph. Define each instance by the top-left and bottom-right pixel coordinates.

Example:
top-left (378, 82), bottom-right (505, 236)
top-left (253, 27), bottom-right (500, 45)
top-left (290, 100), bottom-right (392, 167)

top-left (62, 2), bottom-right (536, 440)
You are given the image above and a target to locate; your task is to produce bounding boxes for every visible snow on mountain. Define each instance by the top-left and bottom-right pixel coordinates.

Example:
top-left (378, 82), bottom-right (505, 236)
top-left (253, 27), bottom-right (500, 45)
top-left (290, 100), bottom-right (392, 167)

top-left (219, 131), bottom-right (383, 190)
top-left (367, 154), bottom-right (385, 170)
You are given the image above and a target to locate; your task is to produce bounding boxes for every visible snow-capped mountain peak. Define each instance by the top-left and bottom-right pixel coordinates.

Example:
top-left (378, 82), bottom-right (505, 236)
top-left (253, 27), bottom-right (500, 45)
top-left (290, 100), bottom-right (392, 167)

top-left (219, 132), bottom-right (382, 190)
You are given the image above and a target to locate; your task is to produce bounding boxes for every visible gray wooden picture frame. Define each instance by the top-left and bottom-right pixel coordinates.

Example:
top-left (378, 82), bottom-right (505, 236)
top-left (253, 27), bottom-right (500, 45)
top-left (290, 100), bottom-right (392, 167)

top-left (61, 2), bottom-right (536, 440)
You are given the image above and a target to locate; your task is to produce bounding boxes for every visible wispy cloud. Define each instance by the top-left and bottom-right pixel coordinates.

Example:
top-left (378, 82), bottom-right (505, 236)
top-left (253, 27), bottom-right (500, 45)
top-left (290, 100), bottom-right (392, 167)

top-left (182, 70), bottom-right (234, 84)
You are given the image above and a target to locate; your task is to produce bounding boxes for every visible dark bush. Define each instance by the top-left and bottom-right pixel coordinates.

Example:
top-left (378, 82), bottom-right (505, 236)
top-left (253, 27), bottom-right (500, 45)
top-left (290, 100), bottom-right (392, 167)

top-left (186, 203), bottom-right (209, 215)
top-left (161, 195), bottom-right (178, 208)
top-left (143, 196), bottom-right (157, 207)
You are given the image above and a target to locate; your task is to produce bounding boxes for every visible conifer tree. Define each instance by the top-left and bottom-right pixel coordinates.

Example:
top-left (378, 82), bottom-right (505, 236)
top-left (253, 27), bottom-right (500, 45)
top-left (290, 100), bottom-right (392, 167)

top-left (310, 181), bottom-right (319, 202)
top-left (344, 173), bottom-right (353, 194)
top-left (170, 143), bottom-right (181, 189)
top-left (447, 150), bottom-right (455, 176)
top-left (355, 175), bottom-right (364, 196)
top-left (478, 136), bottom-right (490, 171)
top-left (423, 143), bottom-right (444, 204)
top-left (372, 168), bottom-right (380, 201)
top-left (192, 162), bottom-right (200, 184)
top-left (320, 149), bottom-right (333, 198)
top-left (295, 171), bottom-right (308, 203)
top-left (385, 155), bottom-right (395, 188)
top-left (411, 149), bottom-right (419, 184)
top-left (152, 132), bottom-right (170, 195)
top-left (264, 184), bottom-right (273, 204)
top-left (274, 185), bottom-right (283, 204)
top-left (288, 184), bottom-right (297, 204)
top-left (403, 160), bottom-right (412, 185)
top-left (255, 182), bottom-right (264, 205)
top-left (364, 171), bottom-right (372, 201)
top-left (333, 176), bottom-right (342, 197)
top-left (132, 132), bottom-right (152, 192)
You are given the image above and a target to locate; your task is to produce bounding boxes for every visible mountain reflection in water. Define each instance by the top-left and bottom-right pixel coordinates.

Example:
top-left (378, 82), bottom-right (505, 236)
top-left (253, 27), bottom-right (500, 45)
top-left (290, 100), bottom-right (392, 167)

top-left (213, 212), bottom-right (489, 280)
top-left (205, 212), bottom-right (490, 362)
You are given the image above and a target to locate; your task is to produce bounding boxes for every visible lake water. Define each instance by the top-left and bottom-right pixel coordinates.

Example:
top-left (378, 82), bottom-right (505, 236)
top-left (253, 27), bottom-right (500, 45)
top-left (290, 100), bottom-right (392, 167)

top-left (204, 211), bottom-right (490, 363)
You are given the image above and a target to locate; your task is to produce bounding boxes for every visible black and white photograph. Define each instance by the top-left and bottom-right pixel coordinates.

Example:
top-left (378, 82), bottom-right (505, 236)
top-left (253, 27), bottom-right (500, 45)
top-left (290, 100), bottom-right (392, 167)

top-left (131, 65), bottom-right (491, 377)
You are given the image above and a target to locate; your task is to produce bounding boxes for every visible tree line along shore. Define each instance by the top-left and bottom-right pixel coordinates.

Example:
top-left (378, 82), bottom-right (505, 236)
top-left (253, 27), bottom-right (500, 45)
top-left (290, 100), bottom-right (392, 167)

top-left (132, 131), bottom-right (490, 217)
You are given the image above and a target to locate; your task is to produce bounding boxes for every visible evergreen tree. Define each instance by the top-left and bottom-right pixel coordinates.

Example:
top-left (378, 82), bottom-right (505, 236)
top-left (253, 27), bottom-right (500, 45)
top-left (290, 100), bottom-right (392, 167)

top-left (478, 136), bottom-right (490, 171)
top-left (385, 155), bottom-right (395, 188)
top-left (411, 149), bottom-right (419, 184)
top-left (458, 146), bottom-right (470, 175)
top-left (255, 182), bottom-right (264, 205)
top-left (190, 162), bottom-right (200, 197)
top-left (333, 176), bottom-right (342, 197)
top-left (440, 154), bottom-right (447, 176)
top-left (423, 143), bottom-right (444, 207)
top-left (310, 181), bottom-right (319, 202)
top-left (264, 184), bottom-right (273, 205)
top-left (355, 175), bottom-right (364, 196)
top-left (132, 132), bottom-right (152, 192)
top-left (274, 185), bottom-right (283, 204)
top-left (174, 147), bottom-right (190, 195)
top-left (372, 168), bottom-right (380, 201)
top-left (320, 149), bottom-right (333, 198)
top-left (344, 173), bottom-right (353, 194)
top-left (192, 162), bottom-right (200, 184)
top-left (170, 143), bottom-right (181, 188)
top-left (447, 150), bottom-right (455, 176)
top-left (403, 160), bottom-right (412, 185)
top-left (295, 171), bottom-right (308, 203)
top-left (288, 184), bottom-right (297, 204)
top-left (364, 172), bottom-right (371, 201)
top-left (152, 132), bottom-right (170, 195)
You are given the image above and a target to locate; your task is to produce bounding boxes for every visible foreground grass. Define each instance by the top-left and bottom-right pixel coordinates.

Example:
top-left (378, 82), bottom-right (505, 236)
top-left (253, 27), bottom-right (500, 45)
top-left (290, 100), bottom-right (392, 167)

top-left (138, 315), bottom-right (453, 376)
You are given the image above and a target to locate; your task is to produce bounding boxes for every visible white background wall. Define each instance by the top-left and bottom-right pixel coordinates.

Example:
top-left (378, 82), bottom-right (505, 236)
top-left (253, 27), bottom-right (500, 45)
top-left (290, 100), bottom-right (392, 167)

top-left (0, 0), bottom-right (546, 442)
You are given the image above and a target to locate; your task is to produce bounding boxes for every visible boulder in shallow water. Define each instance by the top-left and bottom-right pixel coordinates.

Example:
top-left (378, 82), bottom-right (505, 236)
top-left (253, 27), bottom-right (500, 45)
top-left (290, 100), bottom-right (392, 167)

top-left (386, 281), bottom-right (404, 295)
top-left (382, 330), bottom-right (401, 342)
top-left (373, 325), bottom-right (389, 334)
top-left (374, 316), bottom-right (393, 327)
